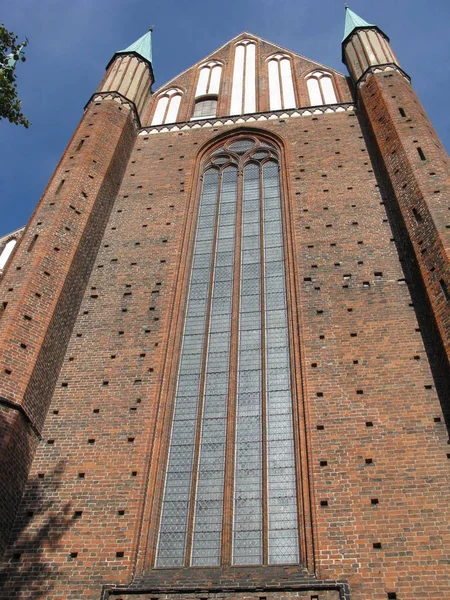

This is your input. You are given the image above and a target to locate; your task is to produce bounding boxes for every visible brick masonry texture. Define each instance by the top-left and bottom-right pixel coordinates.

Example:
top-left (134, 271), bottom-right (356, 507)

top-left (0, 96), bottom-right (137, 554)
top-left (101, 587), bottom-right (344, 600)
top-left (0, 30), bottom-right (449, 600)
top-left (359, 68), bottom-right (450, 364)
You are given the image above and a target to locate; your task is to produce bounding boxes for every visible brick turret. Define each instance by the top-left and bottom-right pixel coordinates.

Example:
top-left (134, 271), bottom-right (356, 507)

top-left (0, 31), bottom-right (154, 554)
top-left (343, 7), bottom-right (450, 389)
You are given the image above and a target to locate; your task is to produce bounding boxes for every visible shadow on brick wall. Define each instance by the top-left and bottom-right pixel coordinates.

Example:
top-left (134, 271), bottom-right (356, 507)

top-left (0, 456), bottom-right (74, 599)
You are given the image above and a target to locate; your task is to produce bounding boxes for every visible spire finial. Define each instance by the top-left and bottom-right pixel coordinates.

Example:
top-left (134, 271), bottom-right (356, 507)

top-left (115, 29), bottom-right (153, 65)
top-left (149, 26), bottom-right (154, 32)
top-left (343, 7), bottom-right (374, 43)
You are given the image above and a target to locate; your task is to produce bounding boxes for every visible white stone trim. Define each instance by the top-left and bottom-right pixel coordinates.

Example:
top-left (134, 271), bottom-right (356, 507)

top-left (138, 103), bottom-right (355, 136)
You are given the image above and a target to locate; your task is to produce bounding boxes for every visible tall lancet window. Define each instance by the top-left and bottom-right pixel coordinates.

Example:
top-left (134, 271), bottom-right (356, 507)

top-left (230, 41), bottom-right (256, 115)
top-left (267, 54), bottom-right (296, 111)
top-left (156, 136), bottom-right (300, 569)
top-left (151, 88), bottom-right (183, 125)
top-left (306, 71), bottom-right (337, 106)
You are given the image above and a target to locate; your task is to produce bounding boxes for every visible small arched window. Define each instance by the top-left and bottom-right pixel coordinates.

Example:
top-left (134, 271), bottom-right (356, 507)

top-left (192, 95), bottom-right (218, 120)
top-left (306, 71), bottom-right (337, 106)
top-left (151, 88), bottom-right (183, 126)
top-left (0, 238), bottom-right (17, 270)
top-left (267, 54), bottom-right (296, 110)
top-left (195, 61), bottom-right (222, 97)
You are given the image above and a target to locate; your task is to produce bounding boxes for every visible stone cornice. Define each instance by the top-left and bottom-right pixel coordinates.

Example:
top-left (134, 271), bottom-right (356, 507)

top-left (356, 63), bottom-right (411, 89)
top-left (138, 103), bottom-right (356, 136)
top-left (84, 91), bottom-right (142, 129)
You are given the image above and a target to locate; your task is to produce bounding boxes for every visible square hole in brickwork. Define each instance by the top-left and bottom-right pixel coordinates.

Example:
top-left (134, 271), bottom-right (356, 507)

top-left (373, 542), bottom-right (381, 549)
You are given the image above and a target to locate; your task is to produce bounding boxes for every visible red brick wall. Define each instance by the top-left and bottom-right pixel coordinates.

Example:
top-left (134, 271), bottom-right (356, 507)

top-left (359, 68), bottom-right (450, 364)
top-left (0, 102), bottom-right (449, 600)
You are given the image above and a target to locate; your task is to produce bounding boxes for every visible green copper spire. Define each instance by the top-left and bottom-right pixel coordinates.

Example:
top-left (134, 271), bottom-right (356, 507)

top-left (116, 28), bottom-right (153, 65)
top-left (343, 6), bottom-right (374, 42)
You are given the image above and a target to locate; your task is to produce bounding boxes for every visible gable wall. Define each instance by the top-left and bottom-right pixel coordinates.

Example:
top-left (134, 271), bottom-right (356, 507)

top-left (142, 36), bottom-right (353, 126)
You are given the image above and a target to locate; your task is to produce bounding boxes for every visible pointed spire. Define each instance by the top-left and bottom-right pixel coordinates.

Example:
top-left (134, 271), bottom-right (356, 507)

top-left (116, 28), bottom-right (153, 65)
top-left (343, 6), bottom-right (374, 42)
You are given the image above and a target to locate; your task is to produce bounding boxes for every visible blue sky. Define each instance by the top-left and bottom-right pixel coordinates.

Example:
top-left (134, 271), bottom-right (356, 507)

top-left (1, 0), bottom-right (449, 237)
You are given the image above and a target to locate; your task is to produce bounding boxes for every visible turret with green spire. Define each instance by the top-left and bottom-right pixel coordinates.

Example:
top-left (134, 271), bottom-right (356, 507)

top-left (342, 6), bottom-right (399, 82)
top-left (111, 28), bottom-right (153, 69)
top-left (342, 6), bottom-right (375, 43)
top-left (98, 29), bottom-right (155, 121)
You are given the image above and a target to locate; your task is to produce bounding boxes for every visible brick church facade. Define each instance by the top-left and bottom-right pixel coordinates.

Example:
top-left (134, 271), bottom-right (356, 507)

top-left (0, 8), bottom-right (449, 599)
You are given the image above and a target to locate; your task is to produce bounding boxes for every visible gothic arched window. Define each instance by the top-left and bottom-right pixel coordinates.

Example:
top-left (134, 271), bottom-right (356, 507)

top-left (195, 61), bottom-right (222, 97)
top-left (155, 136), bottom-right (300, 569)
top-left (306, 71), bottom-right (338, 106)
top-left (151, 88), bottom-right (183, 126)
top-left (0, 238), bottom-right (17, 270)
top-left (267, 54), bottom-right (296, 110)
top-left (230, 41), bottom-right (256, 115)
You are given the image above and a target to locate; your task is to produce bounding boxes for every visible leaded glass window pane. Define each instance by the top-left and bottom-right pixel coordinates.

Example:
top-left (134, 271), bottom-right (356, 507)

top-left (156, 168), bottom-right (220, 568)
top-left (263, 161), bottom-right (299, 565)
top-left (192, 166), bottom-right (237, 566)
top-left (233, 163), bottom-right (263, 565)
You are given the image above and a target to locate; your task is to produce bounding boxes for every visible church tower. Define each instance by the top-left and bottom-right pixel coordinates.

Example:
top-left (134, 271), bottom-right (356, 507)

top-left (0, 9), bottom-right (449, 600)
top-left (342, 6), bottom-right (450, 374)
top-left (0, 29), bottom-right (154, 555)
